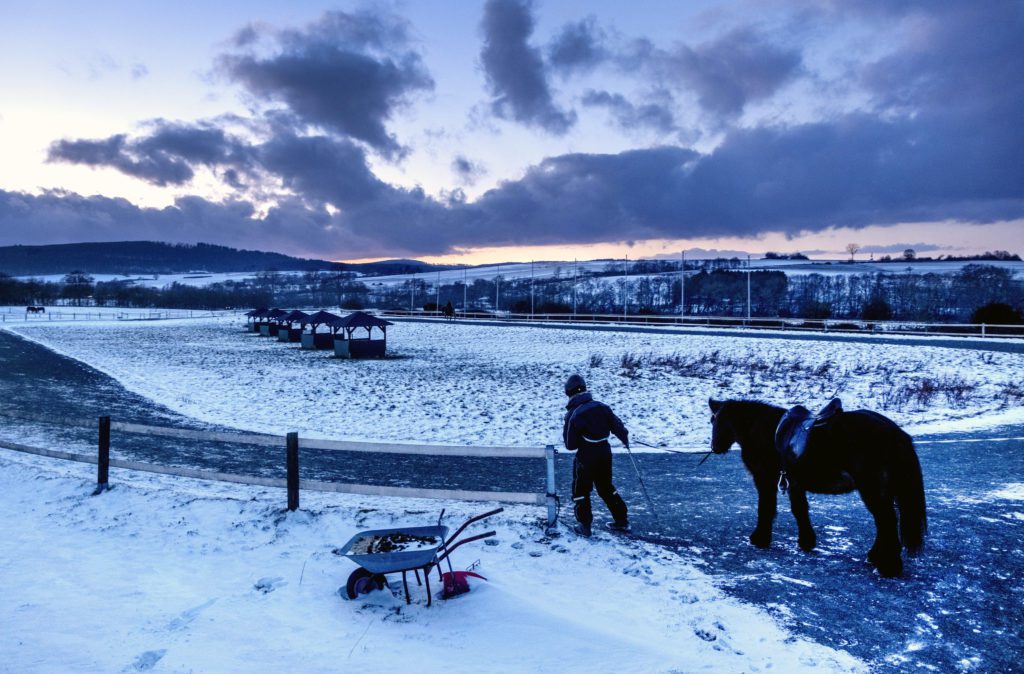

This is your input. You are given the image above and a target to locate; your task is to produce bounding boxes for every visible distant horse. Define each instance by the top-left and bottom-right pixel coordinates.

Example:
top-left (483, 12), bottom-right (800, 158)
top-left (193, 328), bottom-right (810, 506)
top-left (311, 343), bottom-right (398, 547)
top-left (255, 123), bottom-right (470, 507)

top-left (442, 302), bottom-right (455, 321)
top-left (708, 398), bottom-right (927, 577)
top-left (26, 306), bottom-right (45, 314)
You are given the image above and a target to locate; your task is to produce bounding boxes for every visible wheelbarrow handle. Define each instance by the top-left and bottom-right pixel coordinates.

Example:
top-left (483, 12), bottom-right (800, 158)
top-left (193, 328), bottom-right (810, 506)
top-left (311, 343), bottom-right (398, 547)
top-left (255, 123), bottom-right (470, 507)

top-left (443, 507), bottom-right (504, 547)
top-left (436, 531), bottom-right (496, 565)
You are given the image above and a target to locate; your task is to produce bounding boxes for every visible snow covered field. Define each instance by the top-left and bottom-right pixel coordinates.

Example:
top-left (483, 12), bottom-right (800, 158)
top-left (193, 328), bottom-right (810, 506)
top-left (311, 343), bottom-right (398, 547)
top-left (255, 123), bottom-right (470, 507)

top-left (4, 315), bottom-right (1023, 673)
top-left (7, 317), bottom-right (1023, 448)
top-left (0, 450), bottom-right (864, 673)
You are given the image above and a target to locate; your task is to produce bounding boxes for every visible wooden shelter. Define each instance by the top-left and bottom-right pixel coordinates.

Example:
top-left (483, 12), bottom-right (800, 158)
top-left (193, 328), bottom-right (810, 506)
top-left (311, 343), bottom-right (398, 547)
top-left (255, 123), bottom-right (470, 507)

top-left (330, 311), bottom-right (393, 358)
top-left (260, 308), bottom-right (289, 337)
top-left (277, 310), bottom-right (309, 342)
top-left (299, 310), bottom-right (342, 350)
top-left (246, 307), bottom-right (269, 332)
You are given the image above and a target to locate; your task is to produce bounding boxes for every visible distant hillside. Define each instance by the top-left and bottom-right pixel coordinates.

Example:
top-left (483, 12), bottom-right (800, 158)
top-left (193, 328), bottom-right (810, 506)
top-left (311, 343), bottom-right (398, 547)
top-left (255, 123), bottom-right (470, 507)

top-left (0, 241), bottom-right (340, 276)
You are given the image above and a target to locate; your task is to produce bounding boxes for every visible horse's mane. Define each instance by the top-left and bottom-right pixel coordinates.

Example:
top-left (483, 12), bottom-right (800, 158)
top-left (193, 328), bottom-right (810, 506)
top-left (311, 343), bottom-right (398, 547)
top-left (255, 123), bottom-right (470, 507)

top-left (725, 399), bottom-right (786, 416)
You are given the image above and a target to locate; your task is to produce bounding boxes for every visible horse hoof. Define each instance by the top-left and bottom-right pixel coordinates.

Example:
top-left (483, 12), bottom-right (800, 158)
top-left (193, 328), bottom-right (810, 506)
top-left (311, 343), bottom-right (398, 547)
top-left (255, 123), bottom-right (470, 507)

top-left (875, 558), bottom-right (903, 578)
top-left (749, 531), bottom-right (771, 549)
top-left (798, 534), bottom-right (817, 552)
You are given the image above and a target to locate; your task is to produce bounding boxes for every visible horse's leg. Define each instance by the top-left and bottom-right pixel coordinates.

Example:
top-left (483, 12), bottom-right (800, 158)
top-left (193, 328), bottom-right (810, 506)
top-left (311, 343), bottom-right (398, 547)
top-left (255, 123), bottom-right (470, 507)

top-left (788, 486), bottom-right (817, 552)
top-left (750, 472), bottom-right (778, 549)
top-left (860, 488), bottom-right (902, 577)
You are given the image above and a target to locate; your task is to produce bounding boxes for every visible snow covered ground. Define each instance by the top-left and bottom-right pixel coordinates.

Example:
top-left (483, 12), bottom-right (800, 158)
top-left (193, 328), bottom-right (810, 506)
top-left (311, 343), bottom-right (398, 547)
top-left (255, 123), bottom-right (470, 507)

top-left (6, 317), bottom-right (1023, 448)
top-left (0, 450), bottom-right (865, 673)
top-left (3, 314), bottom-right (1022, 673)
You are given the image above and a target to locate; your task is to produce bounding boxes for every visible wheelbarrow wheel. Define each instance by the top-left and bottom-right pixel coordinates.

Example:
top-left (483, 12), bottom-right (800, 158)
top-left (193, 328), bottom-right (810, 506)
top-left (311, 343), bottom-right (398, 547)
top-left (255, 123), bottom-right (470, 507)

top-left (346, 568), bottom-right (386, 599)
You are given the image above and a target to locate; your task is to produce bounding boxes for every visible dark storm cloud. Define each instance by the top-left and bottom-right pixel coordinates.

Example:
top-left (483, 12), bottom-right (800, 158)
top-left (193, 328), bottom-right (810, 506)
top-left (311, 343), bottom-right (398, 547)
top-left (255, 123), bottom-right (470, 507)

top-left (451, 156), bottom-right (486, 185)
top-left (662, 27), bottom-right (803, 118)
top-left (479, 0), bottom-right (575, 134)
top-left (47, 135), bottom-right (195, 186)
top-left (21, 1), bottom-right (1024, 259)
top-left (858, 1), bottom-right (1022, 115)
top-left (25, 105), bottom-right (1024, 257)
top-left (256, 130), bottom-right (385, 207)
top-left (547, 17), bottom-right (608, 75)
top-left (219, 9), bottom-right (434, 158)
top-left (581, 90), bottom-right (676, 134)
top-left (48, 122), bottom-right (255, 187)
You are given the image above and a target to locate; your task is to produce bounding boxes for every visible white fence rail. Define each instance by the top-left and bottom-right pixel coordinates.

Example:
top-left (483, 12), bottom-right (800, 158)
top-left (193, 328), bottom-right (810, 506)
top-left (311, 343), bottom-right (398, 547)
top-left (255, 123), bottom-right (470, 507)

top-left (0, 413), bottom-right (557, 522)
top-left (381, 309), bottom-right (1024, 339)
top-left (1, 308), bottom-right (231, 322)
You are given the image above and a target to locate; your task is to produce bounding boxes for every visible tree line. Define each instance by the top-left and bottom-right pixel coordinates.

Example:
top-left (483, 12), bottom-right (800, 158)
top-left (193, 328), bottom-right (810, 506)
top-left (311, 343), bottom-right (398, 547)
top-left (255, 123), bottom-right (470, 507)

top-left (2, 262), bottom-right (1021, 324)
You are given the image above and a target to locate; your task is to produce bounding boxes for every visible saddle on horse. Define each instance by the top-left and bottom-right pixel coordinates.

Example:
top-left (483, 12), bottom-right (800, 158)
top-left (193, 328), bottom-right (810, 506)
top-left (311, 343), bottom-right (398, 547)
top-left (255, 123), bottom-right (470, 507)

top-left (775, 398), bottom-right (843, 466)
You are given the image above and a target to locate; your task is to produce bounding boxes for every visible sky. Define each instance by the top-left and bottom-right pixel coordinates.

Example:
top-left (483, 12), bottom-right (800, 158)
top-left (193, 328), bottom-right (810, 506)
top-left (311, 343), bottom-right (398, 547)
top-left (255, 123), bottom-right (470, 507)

top-left (0, 0), bottom-right (1021, 264)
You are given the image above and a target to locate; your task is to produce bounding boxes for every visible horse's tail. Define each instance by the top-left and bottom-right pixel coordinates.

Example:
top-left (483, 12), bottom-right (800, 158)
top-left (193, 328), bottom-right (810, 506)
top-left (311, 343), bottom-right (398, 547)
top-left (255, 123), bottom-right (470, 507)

top-left (893, 434), bottom-right (927, 555)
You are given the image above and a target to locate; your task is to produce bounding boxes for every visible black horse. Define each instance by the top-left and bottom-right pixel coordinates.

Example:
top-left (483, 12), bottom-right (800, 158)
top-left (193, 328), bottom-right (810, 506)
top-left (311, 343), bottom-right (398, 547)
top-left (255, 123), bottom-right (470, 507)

top-left (708, 398), bottom-right (927, 577)
top-left (26, 306), bottom-right (46, 314)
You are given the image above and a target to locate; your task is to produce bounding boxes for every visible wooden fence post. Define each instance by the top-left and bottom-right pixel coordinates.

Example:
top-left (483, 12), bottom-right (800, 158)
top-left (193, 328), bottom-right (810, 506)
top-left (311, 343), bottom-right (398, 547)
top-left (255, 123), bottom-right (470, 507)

top-left (545, 444), bottom-right (557, 531)
top-left (286, 432), bottom-right (299, 511)
top-left (93, 416), bottom-right (110, 495)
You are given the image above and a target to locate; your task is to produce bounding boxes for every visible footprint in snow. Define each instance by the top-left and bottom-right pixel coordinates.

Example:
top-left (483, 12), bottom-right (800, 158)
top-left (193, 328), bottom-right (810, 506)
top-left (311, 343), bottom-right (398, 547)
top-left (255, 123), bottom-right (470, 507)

top-left (167, 598), bottom-right (217, 631)
top-left (254, 577), bottom-right (287, 594)
top-left (127, 649), bottom-right (166, 671)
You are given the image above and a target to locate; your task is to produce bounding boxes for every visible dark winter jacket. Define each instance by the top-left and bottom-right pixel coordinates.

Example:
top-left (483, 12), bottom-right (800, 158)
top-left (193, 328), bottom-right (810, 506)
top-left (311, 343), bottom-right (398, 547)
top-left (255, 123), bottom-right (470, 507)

top-left (563, 391), bottom-right (629, 458)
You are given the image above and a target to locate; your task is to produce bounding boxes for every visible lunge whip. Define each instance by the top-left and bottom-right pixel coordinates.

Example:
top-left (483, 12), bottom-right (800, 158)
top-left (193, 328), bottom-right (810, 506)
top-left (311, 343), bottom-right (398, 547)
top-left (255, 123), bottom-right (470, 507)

top-left (623, 443), bottom-right (660, 522)
top-left (633, 439), bottom-right (714, 465)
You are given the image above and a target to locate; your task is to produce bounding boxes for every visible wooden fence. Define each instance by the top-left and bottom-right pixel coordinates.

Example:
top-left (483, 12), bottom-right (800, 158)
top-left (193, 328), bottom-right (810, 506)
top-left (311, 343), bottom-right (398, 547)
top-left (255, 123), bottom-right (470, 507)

top-left (0, 414), bottom-right (558, 527)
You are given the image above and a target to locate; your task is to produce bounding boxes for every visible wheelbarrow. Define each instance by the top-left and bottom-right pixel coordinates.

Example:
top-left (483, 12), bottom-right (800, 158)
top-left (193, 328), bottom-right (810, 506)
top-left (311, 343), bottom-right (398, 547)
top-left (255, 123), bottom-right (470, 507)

top-left (338, 507), bottom-right (502, 607)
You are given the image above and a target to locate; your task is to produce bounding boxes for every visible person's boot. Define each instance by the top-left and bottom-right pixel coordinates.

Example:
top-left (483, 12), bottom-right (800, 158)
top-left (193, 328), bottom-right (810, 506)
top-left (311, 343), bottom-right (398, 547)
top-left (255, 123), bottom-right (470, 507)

top-left (573, 522), bottom-right (593, 537)
top-left (606, 519), bottom-right (630, 533)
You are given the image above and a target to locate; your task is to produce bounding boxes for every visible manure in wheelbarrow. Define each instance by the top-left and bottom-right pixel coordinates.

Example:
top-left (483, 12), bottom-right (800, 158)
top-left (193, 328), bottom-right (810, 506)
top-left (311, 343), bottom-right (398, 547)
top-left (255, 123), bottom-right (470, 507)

top-left (349, 532), bottom-right (439, 555)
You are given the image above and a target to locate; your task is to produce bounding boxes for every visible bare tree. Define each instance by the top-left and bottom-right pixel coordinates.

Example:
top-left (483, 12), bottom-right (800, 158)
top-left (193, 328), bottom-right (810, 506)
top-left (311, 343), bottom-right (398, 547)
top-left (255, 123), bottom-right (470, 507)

top-left (845, 243), bottom-right (861, 261)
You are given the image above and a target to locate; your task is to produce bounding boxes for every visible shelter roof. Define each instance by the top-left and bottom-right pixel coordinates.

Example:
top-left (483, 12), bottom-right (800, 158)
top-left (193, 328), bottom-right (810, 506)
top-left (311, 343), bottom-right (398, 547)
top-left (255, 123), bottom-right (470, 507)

top-left (329, 311), bottom-right (393, 330)
top-left (266, 308), bottom-right (289, 319)
top-left (281, 310), bottom-right (310, 322)
top-left (300, 310), bottom-right (341, 325)
top-left (246, 307), bottom-right (269, 318)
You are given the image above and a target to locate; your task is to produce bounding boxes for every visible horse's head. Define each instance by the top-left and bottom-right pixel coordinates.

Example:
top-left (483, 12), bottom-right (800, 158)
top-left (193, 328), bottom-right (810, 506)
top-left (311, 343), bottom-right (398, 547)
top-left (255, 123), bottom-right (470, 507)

top-left (709, 398), bottom-right (737, 454)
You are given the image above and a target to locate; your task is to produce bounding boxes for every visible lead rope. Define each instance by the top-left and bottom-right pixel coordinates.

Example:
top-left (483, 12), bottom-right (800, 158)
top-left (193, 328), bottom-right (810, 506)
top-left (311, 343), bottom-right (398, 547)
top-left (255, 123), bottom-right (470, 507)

top-left (778, 471), bottom-right (789, 495)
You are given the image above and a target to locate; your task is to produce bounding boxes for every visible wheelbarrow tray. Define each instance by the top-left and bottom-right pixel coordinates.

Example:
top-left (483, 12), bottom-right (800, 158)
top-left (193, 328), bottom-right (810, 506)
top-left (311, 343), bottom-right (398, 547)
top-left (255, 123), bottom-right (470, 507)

top-left (339, 525), bottom-right (449, 574)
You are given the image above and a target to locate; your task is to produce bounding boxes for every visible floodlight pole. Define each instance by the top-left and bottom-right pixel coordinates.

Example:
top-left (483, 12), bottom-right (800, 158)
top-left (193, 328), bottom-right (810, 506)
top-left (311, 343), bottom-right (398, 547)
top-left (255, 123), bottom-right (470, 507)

top-left (410, 276), bottom-right (414, 312)
top-left (530, 260), bottom-right (535, 317)
top-left (680, 250), bottom-right (686, 322)
top-left (436, 271), bottom-right (440, 316)
top-left (463, 267), bottom-right (467, 313)
top-left (623, 254), bottom-right (628, 321)
top-left (573, 258), bottom-right (577, 317)
top-left (746, 254), bottom-right (752, 322)
top-left (495, 264), bottom-right (500, 312)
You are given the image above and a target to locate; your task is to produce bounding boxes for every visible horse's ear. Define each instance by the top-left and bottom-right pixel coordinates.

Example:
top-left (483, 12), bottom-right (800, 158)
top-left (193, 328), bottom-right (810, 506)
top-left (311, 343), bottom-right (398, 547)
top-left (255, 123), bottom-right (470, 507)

top-left (709, 398), bottom-right (724, 413)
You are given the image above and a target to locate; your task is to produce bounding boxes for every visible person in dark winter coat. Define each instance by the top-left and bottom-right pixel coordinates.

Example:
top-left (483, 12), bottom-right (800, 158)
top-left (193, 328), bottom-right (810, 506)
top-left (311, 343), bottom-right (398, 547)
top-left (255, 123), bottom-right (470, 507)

top-left (562, 374), bottom-right (629, 537)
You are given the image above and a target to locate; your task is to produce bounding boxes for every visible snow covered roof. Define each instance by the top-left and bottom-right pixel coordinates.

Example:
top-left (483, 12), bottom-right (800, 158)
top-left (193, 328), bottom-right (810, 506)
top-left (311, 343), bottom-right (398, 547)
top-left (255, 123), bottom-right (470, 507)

top-left (300, 310), bottom-right (341, 326)
top-left (329, 311), bottom-right (393, 330)
top-left (266, 308), bottom-right (289, 319)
